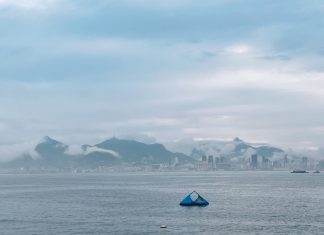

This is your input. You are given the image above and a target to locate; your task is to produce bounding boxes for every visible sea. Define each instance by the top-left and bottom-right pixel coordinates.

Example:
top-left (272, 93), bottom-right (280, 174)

top-left (0, 171), bottom-right (323, 235)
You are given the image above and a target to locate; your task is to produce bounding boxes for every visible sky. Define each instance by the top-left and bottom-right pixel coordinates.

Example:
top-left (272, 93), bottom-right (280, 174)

top-left (1, 0), bottom-right (324, 154)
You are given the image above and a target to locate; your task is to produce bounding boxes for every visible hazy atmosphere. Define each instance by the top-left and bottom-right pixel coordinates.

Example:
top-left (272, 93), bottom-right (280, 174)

top-left (2, 1), bottom-right (324, 235)
top-left (1, 0), bottom-right (324, 155)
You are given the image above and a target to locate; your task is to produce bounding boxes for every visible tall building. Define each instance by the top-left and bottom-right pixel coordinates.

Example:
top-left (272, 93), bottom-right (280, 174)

top-left (196, 155), bottom-right (208, 170)
top-left (251, 154), bottom-right (258, 169)
top-left (318, 160), bottom-right (324, 170)
top-left (262, 156), bottom-right (271, 169)
top-left (207, 155), bottom-right (214, 164)
top-left (207, 155), bottom-right (214, 169)
top-left (202, 155), bottom-right (207, 162)
top-left (301, 156), bottom-right (308, 170)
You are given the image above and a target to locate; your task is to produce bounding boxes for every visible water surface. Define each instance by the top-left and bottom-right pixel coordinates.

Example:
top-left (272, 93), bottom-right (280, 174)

top-left (0, 171), bottom-right (323, 234)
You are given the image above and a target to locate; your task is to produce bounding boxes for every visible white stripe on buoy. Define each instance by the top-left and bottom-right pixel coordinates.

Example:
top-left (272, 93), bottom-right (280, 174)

top-left (160, 225), bottom-right (167, 228)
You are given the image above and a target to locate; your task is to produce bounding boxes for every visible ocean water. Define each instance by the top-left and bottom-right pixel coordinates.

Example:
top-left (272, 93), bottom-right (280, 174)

top-left (0, 171), bottom-right (323, 235)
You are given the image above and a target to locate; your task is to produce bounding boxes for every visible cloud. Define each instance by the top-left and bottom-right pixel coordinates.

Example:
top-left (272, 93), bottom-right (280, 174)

top-left (0, 141), bottom-right (40, 162)
top-left (84, 147), bottom-right (119, 157)
top-left (225, 44), bottom-right (251, 55)
top-left (65, 145), bottom-right (119, 157)
top-left (0, 0), bottom-right (324, 153)
top-left (0, 0), bottom-right (57, 10)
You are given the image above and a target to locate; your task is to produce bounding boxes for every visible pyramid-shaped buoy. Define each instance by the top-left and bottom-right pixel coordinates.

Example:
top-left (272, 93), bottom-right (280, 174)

top-left (179, 191), bottom-right (209, 206)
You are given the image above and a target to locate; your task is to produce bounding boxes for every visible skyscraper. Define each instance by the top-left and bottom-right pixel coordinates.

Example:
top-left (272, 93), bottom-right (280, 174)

top-left (207, 155), bottom-right (214, 169)
top-left (251, 154), bottom-right (258, 169)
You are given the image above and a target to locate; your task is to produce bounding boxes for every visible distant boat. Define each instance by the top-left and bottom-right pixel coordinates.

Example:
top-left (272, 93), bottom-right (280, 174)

top-left (179, 191), bottom-right (209, 206)
top-left (291, 170), bottom-right (309, 173)
top-left (313, 170), bottom-right (320, 173)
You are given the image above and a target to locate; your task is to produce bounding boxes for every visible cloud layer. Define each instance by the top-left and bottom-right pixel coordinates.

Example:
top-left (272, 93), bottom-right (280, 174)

top-left (1, 0), bottom-right (324, 158)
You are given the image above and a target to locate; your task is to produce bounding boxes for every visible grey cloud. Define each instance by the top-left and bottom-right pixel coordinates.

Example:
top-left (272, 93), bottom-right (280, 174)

top-left (0, 0), bottom-right (324, 151)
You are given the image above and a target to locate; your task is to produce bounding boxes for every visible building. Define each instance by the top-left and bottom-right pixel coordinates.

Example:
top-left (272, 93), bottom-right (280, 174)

top-left (301, 156), bottom-right (308, 170)
top-left (151, 164), bottom-right (161, 170)
top-left (195, 155), bottom-right (209, 170)
top-left (251, 154), bottom-right (258, 169)
top-left (202, 155), bottom-right (207, 162)
top-left (262, 156), bottom-right (271, 170)
top-left (215, 155), bottom-right (231, 170)
top-left (318, 160), bottom-right (324, 170)
top-left (207, 155), bottom-right (214, 169)
top-left (196, 161), bottom-right (208, 170)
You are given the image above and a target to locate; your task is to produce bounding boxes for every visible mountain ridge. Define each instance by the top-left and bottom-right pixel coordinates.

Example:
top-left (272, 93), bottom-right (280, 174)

top-left (1, 136), bottom-right (194, 169)
top-left (164, 137), bottom-right (285, 160)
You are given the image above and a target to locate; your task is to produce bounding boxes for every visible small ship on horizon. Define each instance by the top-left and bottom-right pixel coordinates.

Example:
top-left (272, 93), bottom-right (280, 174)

top-left (291, 170), bottom-right (309, 173)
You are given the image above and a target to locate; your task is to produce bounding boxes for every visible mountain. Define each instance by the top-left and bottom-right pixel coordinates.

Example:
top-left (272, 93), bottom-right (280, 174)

top-left (116, 134), bottom-right (157, 144)
top-left (2, 154), bottom-right (38, 169)
top-left (96, 138), bottom-right (173, 164)
top-left (255, 146), bottom-right (284, 158)
top-left (34, 136), bottom-right (70, 167)
top-left (94, 138), bottom-right (194, 165)
top-left (165, 137), bottom-right (284, 160)
top-left (2, 136), bottom-right (73, 169)
top-left (78, 151), bottom-right (119, 168)
top-left (1, 137), bottom-right (194, 169)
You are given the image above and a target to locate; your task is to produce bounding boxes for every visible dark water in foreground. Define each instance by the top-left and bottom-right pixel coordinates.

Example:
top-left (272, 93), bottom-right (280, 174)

top-left (0, 171), bottom-right (323, 234)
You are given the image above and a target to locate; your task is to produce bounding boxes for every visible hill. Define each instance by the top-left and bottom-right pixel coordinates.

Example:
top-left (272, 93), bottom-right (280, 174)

top-left (1, 137), bottom-right (194, 169)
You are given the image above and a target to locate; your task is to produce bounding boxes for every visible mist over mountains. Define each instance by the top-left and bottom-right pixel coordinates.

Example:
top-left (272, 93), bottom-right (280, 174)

top-left (1, 134), bottom-right (323, 171)
top-left (1, 136), bottom-right (193, 169)
top-left (165, 137), bottom-right (285, 160)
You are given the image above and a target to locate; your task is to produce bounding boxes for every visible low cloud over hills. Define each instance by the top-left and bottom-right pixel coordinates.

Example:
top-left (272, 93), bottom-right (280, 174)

top-left (1, 135), bottom-right (323, 170)
top-left (1, 136), bottom-right (193, 169)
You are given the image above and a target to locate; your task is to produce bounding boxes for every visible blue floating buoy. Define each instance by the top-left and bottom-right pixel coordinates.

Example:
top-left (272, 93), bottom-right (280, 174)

top-left (179, 191), bottom-right (209, 206)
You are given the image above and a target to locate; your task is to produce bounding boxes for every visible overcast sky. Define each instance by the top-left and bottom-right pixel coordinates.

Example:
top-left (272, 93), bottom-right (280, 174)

top-left (1, 0), bottom-right (324, 150)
